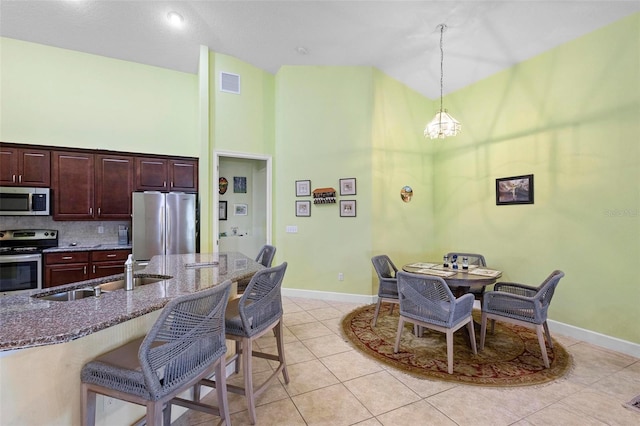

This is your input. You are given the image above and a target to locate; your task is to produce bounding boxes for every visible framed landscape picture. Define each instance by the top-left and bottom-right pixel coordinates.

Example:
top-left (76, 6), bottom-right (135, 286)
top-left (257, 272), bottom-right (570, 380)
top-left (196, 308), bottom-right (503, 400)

top-left (496, 174), bottom-right (534, 205)
top-left (234, 203), bottom-right (248, 216)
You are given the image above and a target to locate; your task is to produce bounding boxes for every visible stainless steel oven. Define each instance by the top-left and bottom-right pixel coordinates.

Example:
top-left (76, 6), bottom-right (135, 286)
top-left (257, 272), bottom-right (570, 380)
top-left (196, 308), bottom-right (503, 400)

top-left (0, 229), bottom-right (58, 295)
top-left (0, 253), bottom-right (42, 294)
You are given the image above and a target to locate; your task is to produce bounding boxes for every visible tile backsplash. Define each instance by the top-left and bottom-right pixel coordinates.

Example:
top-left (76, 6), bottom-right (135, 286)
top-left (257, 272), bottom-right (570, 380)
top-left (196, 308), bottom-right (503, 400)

top-left (1, 216), bottom-right (130, 247)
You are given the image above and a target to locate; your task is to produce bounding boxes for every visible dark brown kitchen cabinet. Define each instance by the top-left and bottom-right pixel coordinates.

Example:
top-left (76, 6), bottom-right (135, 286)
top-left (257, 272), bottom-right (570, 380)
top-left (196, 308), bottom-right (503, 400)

top-left (52, 151), bottom-right (94, 220)
top-left (44, 249), bottom-right (131, 287)
top-left (90, 249), bottom-right (131, 279)
top-left (0, 146), bottom-right (50, 187)
top-left (44, 251), bottom-right (90, 288)
top-left (52, 151), bottom-right (134, 220)
top-left (135, 157), bottom-right (198, 192)
top-left (95, 155), bottom-right (134, 219)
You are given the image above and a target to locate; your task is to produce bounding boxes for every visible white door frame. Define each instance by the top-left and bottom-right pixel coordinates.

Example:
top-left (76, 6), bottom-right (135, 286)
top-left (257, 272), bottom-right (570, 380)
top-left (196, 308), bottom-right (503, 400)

top-left (213, 150), bottom-right (272, 251)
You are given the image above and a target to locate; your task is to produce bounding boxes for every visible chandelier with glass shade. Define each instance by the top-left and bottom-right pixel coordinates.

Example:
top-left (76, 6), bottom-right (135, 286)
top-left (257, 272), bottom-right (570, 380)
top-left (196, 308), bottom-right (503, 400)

top-left (425, 24), bottom-right (461, 139)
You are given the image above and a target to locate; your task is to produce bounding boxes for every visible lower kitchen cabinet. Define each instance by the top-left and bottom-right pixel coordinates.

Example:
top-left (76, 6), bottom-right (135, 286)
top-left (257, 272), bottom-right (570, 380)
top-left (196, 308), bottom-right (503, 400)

top-left (44, 249), bottom-right (131, 288)
top-left (89, 250), bottom-right (130, 279)
top-left (44, 252), bottom-right (90, 288)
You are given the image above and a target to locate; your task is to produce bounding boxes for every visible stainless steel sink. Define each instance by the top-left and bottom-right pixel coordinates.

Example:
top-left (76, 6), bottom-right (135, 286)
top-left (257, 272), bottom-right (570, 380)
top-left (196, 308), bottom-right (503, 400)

top-left (33, 275), bottom-right (172, 301)
top-left (37, 288), bottom-right (96, 302)
top-left (96, 276), bottom-right (168, 292)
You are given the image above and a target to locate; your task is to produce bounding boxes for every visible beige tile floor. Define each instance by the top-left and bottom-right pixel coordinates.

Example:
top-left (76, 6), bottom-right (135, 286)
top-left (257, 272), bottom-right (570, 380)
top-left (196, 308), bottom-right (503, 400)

top-left (174, 297), bottom-right (640, 426)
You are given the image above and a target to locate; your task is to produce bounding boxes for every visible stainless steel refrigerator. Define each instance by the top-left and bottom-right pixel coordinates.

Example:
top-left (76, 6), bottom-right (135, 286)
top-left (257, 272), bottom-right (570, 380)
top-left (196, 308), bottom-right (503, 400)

top-left (132, 192), bottom-right (196, 262)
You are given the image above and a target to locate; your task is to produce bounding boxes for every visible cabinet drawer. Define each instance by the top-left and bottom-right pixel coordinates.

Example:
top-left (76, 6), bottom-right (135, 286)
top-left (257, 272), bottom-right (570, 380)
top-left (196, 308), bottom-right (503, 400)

top-left (91, 249), bottom-right (130, 262)
top-left (45, 251), bottom-right (90, 264)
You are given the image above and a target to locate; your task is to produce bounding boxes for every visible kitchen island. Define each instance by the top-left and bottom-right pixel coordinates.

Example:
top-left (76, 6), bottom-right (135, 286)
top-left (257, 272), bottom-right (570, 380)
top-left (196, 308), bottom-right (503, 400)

top-left (0, 252), bottom-right (263, 425)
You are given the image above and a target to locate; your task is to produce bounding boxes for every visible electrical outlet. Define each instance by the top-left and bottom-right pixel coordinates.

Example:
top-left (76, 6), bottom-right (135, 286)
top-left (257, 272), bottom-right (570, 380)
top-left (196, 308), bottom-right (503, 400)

top-left (338, 272), bottom-right (344, 281)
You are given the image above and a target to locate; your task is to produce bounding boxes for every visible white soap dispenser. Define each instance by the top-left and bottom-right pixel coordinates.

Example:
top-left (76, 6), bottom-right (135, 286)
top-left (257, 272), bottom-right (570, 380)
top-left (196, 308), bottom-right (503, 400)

top-left (124, 254), bottom-right (134, 291)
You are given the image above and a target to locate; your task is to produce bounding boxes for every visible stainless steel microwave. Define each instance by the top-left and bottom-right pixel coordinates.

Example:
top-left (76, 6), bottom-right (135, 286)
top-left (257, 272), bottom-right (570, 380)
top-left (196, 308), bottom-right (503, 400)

top-left (0, 186), bottom-right (50, 216)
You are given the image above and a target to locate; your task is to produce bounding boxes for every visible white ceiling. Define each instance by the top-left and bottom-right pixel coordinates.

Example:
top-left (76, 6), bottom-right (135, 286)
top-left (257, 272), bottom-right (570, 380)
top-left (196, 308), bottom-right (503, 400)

top-left (1, 1), bottom-right (638, 99)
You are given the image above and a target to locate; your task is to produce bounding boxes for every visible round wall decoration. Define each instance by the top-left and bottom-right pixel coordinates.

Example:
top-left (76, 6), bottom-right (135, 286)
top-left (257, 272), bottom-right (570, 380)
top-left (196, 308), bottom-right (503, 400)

top-left (401, 186), bottom-right (413, 202)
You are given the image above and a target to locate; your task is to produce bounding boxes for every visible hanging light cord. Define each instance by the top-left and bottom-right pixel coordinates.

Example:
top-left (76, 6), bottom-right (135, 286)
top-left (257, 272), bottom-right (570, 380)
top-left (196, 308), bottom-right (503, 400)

top-left (438, 24), bottom-right (445, 132)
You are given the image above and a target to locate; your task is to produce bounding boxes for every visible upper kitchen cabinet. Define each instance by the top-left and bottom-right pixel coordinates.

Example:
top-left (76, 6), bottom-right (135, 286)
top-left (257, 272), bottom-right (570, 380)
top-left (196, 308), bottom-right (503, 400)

top-left (0, 146), bottom-right (50, 187)
top-left (52, 151), bottom-right (94, 220)
top-left (95, 154), bottom-right (134, 219)
top-left (135, 156), bottom-right (198, 192)
top-left (52, 151), bottom-right (134, 220)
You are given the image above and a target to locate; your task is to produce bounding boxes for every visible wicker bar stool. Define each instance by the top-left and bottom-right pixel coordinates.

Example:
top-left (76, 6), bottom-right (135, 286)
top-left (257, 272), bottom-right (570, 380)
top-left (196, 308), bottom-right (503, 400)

top-left (197, 262), bottom-right (288, 425)
top-left (81, 280), bottom-right (232, 426)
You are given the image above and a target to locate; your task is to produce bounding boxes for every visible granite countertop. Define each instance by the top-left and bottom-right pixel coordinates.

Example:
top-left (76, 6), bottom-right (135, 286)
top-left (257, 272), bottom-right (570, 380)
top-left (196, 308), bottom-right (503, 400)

top-left (43, 244), bottom-right (132, 253)
top-left (0, 252), bottom-right (263, 352)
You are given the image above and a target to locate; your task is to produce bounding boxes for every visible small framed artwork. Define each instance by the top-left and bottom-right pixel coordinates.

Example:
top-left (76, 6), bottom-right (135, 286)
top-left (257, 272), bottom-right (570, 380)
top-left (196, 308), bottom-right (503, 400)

top-left (496, 174), bottom-right (534, 205)
top-left (219, 201), bottom-right (227, 220)
top-left (233, 176), bottom-right (247, 193)
top-left (340, 200), bottom-right (357, 217)
top-left (339, 178), bottom-right (357, 196)
top-left (296, 200), bottom-right (311, 217)
top-left (234, 203), bottom-right (248, 216)
top-left (296, 180), bottom-right (311, 197)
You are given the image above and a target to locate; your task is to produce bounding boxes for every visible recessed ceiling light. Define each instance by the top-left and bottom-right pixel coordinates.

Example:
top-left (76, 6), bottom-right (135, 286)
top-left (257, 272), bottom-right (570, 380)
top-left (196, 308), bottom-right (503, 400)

top-left (167, 11), bottom-right (184, 27)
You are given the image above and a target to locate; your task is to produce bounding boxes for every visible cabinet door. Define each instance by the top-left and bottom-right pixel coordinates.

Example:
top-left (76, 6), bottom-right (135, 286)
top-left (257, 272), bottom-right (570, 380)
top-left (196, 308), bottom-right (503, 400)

top-left (169, 159), bottom-right (198, 192)
top-left (0, 147), bottom-right (50, 186)
top-left (45, 264), bottom-right (89, 287)
top-left (135, 157), bottom-right (168, 191)
top-left (95, 155), bottom-right (134, 219)
top-left (19, 148), bottom-right (50, 187)
top-left (0, 147), bottom-right (18, 185)
top-left (52, 151), bottom-right (94, 220)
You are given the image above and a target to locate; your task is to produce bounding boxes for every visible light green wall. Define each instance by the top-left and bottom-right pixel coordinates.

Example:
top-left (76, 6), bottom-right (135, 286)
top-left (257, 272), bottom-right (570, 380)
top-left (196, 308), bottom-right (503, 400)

top-left (274, 66), bottom-right (375, 295)
top-left (371, 69), bottom-right (436, 269)
top-left (0, 38), bottom-right (198, 155)
top-left (433, 13), bottom-right (639, 343)
top-left (210, 52), bottom-right (275, 155)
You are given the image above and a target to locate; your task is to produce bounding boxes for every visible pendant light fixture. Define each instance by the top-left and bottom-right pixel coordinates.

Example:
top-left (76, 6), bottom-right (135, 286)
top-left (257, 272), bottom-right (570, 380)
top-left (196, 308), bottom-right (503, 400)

top-left (425, 24), bottom-right (461, 139)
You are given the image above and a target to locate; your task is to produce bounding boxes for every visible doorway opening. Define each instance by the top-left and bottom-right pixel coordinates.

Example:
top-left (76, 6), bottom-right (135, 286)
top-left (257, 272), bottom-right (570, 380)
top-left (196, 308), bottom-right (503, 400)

top-left (214, 151), bottom-right (272, 258)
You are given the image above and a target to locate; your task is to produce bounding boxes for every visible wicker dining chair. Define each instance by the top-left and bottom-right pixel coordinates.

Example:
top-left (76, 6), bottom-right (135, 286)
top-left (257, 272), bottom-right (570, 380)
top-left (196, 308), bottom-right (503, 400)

top-left (371, 254), bottom-right (400, 327)
top-left (446, 252), bottom-right (487, 301)
top-left (480, 270), bottom-right (565, 368)
top-left (394, 271), bottom-right (477, 374)
top-left (197, 262), bottom-right (289, 425)
top-left (81, 280), bottom-right (233, 426)
top-left (237, 244), bottom-right (276, 293)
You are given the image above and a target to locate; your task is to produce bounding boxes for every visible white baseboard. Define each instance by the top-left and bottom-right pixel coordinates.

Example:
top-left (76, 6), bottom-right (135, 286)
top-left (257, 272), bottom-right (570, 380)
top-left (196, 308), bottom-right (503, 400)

top-left (283, 288), bottom-right (640, 359)
top-left (547, 319), bottom-right (640, 358)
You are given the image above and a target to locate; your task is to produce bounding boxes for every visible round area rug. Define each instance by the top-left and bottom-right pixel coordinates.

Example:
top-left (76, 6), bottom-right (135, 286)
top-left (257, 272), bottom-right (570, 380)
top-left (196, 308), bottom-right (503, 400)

top-left (341, 304), bottom-right (572, 386)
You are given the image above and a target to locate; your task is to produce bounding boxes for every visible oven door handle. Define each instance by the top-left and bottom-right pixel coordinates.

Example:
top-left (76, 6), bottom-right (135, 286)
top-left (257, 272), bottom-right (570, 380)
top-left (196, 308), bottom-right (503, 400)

top-left (0, 253), bottom-right (42, 262)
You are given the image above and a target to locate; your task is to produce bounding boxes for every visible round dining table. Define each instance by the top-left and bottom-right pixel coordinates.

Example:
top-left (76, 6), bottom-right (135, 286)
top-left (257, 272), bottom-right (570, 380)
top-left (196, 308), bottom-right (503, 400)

top-left (401, 262), bottom-right (502, 296)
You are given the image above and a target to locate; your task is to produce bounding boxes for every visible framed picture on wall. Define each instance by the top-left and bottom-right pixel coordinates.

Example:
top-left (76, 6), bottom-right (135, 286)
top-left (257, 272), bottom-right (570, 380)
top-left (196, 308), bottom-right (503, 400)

top-left (233, 176), bottom-right (247, 193)
top-left (234, 203), bottom-right (248, 216)
top-left (340, 200), bottom-right (356, 217)
top-left (339, 178), bottom-right (357, 196)
top-left (296, 180), bottom-right (311, 197)
top-left (496, 174), bottom-right (534, 205)
top-left (296, 200), bottom-right (311, 217)
top-left (219, 201), bottom-right (227, 220)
